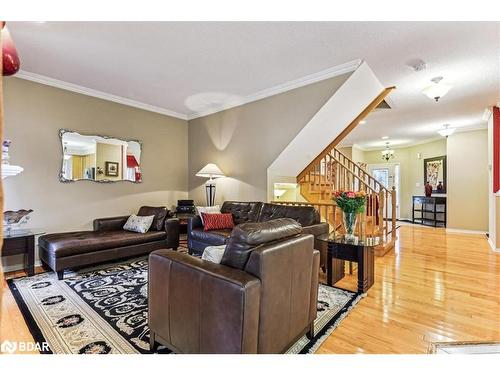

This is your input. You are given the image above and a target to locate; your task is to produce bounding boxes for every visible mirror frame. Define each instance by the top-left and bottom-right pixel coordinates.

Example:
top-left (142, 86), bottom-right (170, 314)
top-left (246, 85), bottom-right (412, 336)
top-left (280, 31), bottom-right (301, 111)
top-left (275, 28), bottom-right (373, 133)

top-left (59, 129), bottom-right (143, 183)
top-left (423, 155), bottom-right (447, 193)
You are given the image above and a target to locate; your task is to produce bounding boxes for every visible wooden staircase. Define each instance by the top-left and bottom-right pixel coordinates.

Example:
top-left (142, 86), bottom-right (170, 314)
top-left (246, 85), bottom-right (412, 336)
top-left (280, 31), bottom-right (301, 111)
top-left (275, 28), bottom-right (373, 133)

top-left (273, 87), bottom-right (397, 256)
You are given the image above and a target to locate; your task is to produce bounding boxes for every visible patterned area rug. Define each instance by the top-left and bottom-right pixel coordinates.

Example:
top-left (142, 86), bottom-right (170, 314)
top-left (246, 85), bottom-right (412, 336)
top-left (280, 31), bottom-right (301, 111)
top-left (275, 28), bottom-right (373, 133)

top-left (8, 256), bottom-right (361, 354)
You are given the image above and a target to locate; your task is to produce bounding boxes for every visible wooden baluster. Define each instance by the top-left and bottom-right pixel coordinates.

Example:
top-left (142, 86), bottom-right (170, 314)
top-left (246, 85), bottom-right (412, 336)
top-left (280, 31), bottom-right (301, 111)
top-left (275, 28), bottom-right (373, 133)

top-left (391, 186), bottom-right (396, 238)
top-left (385, 189), bottom-right (389, 238)
top-left (378, 190), bottom-right (384, 238)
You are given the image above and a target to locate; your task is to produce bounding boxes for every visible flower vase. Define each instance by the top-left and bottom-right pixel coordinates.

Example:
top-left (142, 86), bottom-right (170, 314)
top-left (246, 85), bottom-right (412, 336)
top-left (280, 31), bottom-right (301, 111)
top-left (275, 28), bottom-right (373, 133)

top-left (342, 211), bottom-right (358, 241)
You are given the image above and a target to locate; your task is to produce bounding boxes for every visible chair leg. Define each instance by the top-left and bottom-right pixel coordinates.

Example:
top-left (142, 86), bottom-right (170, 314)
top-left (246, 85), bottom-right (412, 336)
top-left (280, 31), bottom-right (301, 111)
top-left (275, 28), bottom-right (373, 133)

top-left (57, 270), bottom-right (64, 280)
top-left (149, 331), bottom-right (156, 351)
top-left (306, 322), bottom-right (315, 340)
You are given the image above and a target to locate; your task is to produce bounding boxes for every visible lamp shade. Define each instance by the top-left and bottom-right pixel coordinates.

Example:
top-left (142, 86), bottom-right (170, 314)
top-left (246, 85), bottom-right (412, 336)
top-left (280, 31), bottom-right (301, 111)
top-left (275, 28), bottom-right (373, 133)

top-left (196, 163), bottom-right (225, 179)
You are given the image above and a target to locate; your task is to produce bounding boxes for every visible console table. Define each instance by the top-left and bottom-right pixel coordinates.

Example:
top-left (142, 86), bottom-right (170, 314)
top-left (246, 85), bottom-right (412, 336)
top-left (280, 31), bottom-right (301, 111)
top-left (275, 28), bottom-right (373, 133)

top-left (2, 230), bottom-right (45, 276)
top-left (412, 196), bottom-right (447, 227)
top-left (317, 233), bottom-right (379, 294)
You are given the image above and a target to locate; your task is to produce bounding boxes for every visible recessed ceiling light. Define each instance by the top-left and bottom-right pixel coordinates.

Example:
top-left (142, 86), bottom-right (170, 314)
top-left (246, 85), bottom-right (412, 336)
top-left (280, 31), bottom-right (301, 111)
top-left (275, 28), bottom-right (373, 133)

top-left (381, 136), bottom-right (389, 140)
top-left (359, 120), bottom-right (367, 125)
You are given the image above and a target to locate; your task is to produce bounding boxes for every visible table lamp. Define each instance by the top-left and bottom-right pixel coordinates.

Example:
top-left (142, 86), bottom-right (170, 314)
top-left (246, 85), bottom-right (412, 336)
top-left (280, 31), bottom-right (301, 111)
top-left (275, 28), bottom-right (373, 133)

top-left (195, 163), bottom-right (225, 206)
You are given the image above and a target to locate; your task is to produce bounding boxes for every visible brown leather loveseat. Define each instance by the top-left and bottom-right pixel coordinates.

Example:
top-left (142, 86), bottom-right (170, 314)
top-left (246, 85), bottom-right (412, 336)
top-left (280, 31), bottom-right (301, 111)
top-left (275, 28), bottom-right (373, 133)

top-left (149, 218), bottom-right (320, 353)
top-left (39, 206), bottom-right (179, 280)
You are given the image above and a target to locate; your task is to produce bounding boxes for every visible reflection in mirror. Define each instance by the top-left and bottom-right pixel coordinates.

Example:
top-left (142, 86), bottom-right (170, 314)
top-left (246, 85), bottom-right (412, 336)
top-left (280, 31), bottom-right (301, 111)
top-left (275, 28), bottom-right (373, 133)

top-left (59, 130), bottom-right (142, 183)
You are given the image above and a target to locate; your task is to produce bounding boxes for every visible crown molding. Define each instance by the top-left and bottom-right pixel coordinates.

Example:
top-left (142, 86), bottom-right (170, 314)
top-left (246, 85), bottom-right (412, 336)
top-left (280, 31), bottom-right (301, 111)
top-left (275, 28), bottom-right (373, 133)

top-left (15, 70), bottom-right (189, 120)
top-left (15, 59), bottom-right (361, 122)
top-left (186, 59), bottom-right (362, 120)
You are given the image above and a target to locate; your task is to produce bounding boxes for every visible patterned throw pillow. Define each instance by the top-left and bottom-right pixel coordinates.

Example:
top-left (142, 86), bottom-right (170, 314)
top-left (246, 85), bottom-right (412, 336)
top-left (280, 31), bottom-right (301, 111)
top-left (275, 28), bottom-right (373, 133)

top-left (201, 213), bottom-right (235, 231)
top-left (201, 245), bottom-right (226, 264)
top-left (196, 205), bottom-right (221, 225)
top-left (123, 214), bottom-right (155, 233)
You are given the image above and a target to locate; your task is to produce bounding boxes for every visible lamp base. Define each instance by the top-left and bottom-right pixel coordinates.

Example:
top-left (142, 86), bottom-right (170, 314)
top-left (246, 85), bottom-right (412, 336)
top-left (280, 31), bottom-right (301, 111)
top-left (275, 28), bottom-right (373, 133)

top-left (205, 181), bottom-right (216, 206)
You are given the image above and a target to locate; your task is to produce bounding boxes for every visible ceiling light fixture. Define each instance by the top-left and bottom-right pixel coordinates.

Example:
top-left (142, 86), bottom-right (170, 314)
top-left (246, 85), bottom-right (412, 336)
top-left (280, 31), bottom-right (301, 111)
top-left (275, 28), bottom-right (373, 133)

top-left (381, 142), bottom-right (395, 162)
top-left (422, 76), bottom-right (452, 102)
top-left (359, 120), bottom-right (367, 125)
top-left (438, 124), bottom-right (456, 137)
top-left (381, 136), bottom-right (389, 140)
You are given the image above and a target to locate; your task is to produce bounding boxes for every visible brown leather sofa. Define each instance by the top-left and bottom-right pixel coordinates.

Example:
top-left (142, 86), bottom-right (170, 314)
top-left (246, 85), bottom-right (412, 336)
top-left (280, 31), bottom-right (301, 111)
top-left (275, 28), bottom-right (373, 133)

top-left (187, 201), bottom-right (329, 267)
top-left (149, 218), bottom-right (320, 353)
top-left (39, 206), bottom-right (179, 280)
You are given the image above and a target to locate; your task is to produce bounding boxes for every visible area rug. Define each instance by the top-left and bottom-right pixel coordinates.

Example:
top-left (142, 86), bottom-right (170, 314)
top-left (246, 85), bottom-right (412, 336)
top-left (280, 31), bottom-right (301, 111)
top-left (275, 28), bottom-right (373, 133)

top-left (8, 257), bottom-right (361, 354)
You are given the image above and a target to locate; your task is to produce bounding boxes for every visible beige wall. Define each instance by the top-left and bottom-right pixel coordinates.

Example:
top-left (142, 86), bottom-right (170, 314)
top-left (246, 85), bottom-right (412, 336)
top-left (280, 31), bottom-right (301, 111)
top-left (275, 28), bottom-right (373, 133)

top-left (351, 145), bottom-right (365, 164)
top-left (188, 74), bottom-right (351, 205)
top-left (447, 129), bottom-right (489, 231)
top-left (361, 139), bottom-right (447, 219)
top-left (2, 78), bottom-right (188, 270)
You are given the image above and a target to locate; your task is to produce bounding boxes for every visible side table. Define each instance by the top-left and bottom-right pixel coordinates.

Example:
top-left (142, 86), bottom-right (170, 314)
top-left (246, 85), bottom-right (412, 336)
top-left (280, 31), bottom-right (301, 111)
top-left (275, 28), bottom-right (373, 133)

top-left (2, 229), bottom-right (45, 276)
top-left (175, 213), bottom-right (196, 234)
top-left (317, 233), bottom-right (379, 294)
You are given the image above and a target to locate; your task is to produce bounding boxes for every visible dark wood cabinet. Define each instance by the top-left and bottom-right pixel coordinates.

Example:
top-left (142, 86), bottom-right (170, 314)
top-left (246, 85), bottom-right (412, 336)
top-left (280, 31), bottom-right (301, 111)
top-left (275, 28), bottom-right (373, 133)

top-left (412, 196), bottom-right (447, 227)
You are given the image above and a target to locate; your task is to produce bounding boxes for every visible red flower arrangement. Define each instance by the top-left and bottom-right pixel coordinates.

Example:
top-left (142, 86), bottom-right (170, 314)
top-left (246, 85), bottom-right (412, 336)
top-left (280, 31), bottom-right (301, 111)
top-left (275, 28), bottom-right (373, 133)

top-left (333, 190), bottom-right (366, 213)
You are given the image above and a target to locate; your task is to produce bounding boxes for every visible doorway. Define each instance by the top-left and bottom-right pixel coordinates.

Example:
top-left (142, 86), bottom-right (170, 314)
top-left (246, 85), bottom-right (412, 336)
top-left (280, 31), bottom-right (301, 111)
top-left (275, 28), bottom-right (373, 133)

top-left (367, 163), bottom-right (400, 219)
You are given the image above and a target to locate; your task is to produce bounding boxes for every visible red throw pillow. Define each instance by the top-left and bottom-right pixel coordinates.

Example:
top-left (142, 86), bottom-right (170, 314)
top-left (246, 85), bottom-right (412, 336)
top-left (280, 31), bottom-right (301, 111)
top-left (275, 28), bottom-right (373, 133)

top-left (202, 213), bottom-right (235, 231)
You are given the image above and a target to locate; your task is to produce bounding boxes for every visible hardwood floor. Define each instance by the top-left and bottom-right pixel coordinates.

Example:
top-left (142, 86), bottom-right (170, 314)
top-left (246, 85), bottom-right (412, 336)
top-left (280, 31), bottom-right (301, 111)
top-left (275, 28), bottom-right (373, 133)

top-left (318, 224), bottom-right (500, 353)
top-left (1, 224), bottom-right (499, 354)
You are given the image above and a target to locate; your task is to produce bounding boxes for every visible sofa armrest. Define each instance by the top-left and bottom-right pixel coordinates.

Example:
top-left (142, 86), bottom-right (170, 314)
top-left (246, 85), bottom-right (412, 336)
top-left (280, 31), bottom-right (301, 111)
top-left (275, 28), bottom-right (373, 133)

top-left (165, 218), bottom-right (180, 249)
top-left (93, 215), bottom-right (129, 231)
top-left (148, 250), bottom-right (261, 353)
top-left (187, 215), bottom-right (203, 231)
top-left (302, 222), bottom-right (329, 268)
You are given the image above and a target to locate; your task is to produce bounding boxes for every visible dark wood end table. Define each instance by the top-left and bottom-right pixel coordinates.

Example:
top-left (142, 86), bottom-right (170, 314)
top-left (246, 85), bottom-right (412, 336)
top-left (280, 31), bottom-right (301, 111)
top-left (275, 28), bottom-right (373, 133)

top-left (174, 213), bottom-right (196, 234)
top-left (317, 233), bottom-right (379, 294)
top-left (2, 229), bottom-right (45, 276)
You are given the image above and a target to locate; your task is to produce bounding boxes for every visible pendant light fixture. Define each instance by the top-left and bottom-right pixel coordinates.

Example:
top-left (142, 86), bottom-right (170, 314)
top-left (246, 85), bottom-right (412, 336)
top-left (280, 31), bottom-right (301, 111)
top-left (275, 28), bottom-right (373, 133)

top-left (438, 124), bottom-right (456, 137)
top-left (422, 76), bottom-right (452, 102)
top-left (381, 142), bottom-right (395, 162)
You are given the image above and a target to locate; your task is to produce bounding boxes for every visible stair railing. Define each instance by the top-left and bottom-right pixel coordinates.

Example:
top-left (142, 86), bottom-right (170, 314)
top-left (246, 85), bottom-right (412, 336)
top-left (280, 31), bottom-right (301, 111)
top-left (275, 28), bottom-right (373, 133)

top-left (297, 149), bottom-right (397, 242)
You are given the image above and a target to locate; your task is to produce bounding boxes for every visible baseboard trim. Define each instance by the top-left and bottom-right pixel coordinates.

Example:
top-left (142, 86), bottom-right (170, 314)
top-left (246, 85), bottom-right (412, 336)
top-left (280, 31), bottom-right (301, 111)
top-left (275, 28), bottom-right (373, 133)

top-left (446, 228), bottom-right (488, 235)
top-left (2, 261), bottom-right (42, 274)
top-left (487, 237), bottom-right (500, 252)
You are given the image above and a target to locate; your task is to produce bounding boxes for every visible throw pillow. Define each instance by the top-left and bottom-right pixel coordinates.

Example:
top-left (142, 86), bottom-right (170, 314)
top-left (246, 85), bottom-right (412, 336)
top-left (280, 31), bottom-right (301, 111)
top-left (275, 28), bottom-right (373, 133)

top-left (137, 206), bottom-right (168, 231)
top-left (202, 213), bottom-right (235, 231)
top-left (201, 245), bottom-right (226, 264)
top-left (196, 205), bottom-right (221, 224)
top-left (123, 214), bottom-right (155, 233)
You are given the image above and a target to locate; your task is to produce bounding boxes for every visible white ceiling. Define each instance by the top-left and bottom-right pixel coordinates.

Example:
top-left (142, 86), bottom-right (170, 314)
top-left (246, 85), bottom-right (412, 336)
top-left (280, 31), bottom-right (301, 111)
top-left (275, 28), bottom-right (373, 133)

top-left (8, 21), bottom-right (500, 146)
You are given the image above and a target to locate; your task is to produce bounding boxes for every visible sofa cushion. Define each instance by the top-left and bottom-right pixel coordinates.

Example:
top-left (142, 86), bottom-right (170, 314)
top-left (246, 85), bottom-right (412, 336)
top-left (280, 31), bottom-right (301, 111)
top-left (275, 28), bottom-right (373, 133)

top-left (258, 203), bottom-right (320, 227)
top-left (39, 230), bottom-right (167, 258)
top-left (220, 201), bottom-right (263, 224)
top-left (137, 206), bottom-right (168, 231)
top-left (221, 218), bottom-right (302, 270)
top-left (189, 228), bottom-right (232, 246)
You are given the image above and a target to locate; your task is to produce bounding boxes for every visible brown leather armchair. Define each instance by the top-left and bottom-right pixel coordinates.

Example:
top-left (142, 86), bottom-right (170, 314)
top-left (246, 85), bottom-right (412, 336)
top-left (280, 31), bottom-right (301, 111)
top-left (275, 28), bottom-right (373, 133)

top-left (148, 218), bottom-right (320, 354)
